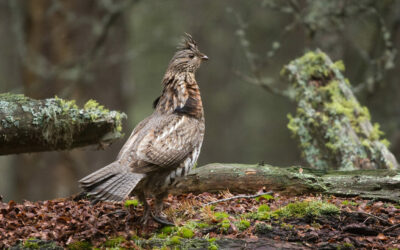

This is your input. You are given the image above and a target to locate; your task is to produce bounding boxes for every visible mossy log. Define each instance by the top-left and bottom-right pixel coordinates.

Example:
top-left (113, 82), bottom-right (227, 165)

top-left (141, 238), bottom-right (306, 250)
top-left (283, 50), bottom-right (398, 170)
top-left (171, 163), bottom-right (400, 202)
top-left (11, 238), bottom-right (307, 250)
top-left (0, 93), bottom-right (126, 155)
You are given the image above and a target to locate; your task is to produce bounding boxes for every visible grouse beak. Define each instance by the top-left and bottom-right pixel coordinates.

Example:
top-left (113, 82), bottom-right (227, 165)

top-left (200, 54), bottom-right (209, 61)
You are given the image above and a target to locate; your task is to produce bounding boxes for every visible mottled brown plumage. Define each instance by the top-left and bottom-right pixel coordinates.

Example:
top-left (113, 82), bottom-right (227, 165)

top-left (79, 34), bottom-right (207, 224)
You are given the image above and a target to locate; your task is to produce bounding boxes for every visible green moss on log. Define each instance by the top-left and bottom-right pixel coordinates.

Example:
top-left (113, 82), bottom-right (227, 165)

top-left (0, 93), bottom-right (126, 154)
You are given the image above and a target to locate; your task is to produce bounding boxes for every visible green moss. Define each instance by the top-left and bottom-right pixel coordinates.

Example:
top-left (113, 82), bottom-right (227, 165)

top-left (338, 242), bottom-right (355, 249)
top-left (287, 114), bottom-right (299, 135)
top-left (214, 212), bottom-right (229, 220)
top-left (256, 211), bottom-right (271, 220)
top-left (124, 199), bottom-right (139, 207)
top-left (218, 218), bottom-right (231, 233)
top-left (196, 222), bottom-right (210, 229)
top-left (332, 60), bottom-right (345, 72)
top-left (0, 93), bottom-right (126, 148)
top-left (167, 236), bottom-right (182, 245)
top-left (273, 201), bottom-right (339, 218)
top-left (67, 241), bottom-right (92, 250)
top-left (237, 219), bottom-right (251, 230)
top-left (208, 245), bottom-right (219, 250)
top-left (283, 51), bottom-right (394, 170)
top-left (20, 238), bottom-right (62, 250)
top-left (208, 238), bottom-right (219, 250)
top-left (178, 227), bottom-right (195, 239)
top-left (380, 139), bottom-right (391, 148)
top-left (161, 226), bottom-right (176, 235)
top-left (208, 238), bottom-right (217, 243)
top-left (255, 194), bottom-right (274, 202)
top-left (254, 222), bottom-right (273, 234)
top-left (281, 51), bottom-right (331, 80)
top-left (258, 204), bottom-right (271, 212)
top-left (155, 233), bottom-right (168, 239)
top-left (280, 222), bottom-right (294, 230)
top-left (341, 200), bottom-right (358, 206)
top-left (254, 204), bottom-right (272, 220)
top-left (24, 238), bottom-right (40, 249)
top-left (104, 236), bottom-right (126, 248)
top-left (55, 96), bottom-right (78, 114)
top-left (370, 123), bottom-right (385, 141)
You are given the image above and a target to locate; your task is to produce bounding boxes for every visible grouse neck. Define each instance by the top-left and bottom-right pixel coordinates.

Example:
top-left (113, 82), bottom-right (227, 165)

top-left (155, 72), bottom-right (203, 119)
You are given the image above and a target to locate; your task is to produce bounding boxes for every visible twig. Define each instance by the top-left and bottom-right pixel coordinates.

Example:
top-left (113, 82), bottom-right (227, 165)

top-left (104, 209), bottom-right (128, 217)
top-left (202, 192), bottom-right (273, 207)
top-left (354, 211), bottom-right (391, 225)
top-left (383, 223), bottom-right (400, 233)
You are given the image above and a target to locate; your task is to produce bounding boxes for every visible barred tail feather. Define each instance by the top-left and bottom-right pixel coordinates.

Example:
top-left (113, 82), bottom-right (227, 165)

top-left (79, 161), bottom-right (125, 188)
top-left (79, 161), bottom-right (144, 202)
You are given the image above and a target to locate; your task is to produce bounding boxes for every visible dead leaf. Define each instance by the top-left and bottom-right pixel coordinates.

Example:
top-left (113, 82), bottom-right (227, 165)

top-left (377, 233), bottom-right (388, 241)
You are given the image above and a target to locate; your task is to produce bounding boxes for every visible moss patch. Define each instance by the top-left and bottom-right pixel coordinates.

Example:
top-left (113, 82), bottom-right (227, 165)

top-left (67, 241), bottom-right (92, 250)
top-left (237, 219), bottom-right (251, 231)
top-left (104, 236), bottom-right (126, 248)
top-left (124, 199), bottom-right (139, 207)
top-left (20, 238), bottom-right (62, 250)
top-left (178, 227), bottom-right (195, 239)
top-left (273, 201), bottom-right (339, 218)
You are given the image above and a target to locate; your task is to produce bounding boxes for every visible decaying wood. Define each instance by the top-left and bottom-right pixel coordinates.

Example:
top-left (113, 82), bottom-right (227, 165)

top-left (0, 94), bottom-right (126, 155)
top-left (143, 238), bottom-right (307, 250)
top-left (171, 163), bottom-right (400, 202)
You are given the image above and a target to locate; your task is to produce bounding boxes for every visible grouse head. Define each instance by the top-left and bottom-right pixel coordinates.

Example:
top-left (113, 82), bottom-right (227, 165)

top-left (168, 33), bottom-right (208, 73)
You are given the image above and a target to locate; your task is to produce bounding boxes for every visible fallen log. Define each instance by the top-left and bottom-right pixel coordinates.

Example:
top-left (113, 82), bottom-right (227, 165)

top-left (10, 238), bottom-right (308, 250)
top-left (0, 93), bottom-right (126, 155)
top-left (171, 163), bottom-right (400, 202)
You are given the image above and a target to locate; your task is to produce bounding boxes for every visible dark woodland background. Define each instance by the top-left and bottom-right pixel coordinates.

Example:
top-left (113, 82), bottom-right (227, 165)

top-left (0, 0), bottom-right (400, 202)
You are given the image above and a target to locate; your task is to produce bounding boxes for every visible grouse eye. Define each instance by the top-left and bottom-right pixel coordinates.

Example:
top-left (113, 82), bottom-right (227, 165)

top-left (189, 54), bottom-right (195, 59)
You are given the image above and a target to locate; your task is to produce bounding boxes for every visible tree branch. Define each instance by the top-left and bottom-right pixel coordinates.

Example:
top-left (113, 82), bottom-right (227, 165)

top-left (0, 93), bottom-right (126, 155)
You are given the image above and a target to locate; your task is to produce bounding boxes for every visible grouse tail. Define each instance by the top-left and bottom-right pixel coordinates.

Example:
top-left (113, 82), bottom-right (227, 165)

top-left (78, 161), bottom-right (144, 202)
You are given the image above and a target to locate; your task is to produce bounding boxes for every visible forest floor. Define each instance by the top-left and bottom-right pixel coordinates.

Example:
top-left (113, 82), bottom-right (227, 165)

top-left (0, 191), bottom-right (399, 249)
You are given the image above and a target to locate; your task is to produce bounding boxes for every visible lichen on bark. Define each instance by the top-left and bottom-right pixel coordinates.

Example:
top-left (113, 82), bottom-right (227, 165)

top-left (0, 93), bottom-right (126, 155)
top-left (282, 51), bottom-right (398, 170)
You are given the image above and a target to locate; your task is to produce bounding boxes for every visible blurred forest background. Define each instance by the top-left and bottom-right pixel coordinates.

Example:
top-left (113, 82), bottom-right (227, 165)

top-left (0, 0), bottom-right (400, 202)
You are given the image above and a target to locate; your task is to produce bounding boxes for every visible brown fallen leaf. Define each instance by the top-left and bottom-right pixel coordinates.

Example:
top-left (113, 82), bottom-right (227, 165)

top-left (377, 233), bottom-right (388, 241)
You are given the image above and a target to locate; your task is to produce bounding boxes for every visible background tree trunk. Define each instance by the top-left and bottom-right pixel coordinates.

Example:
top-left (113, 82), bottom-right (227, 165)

top-left (283, 51), bottom-right (398, 170)
top-left (8, 0), bottom-right (131, 201)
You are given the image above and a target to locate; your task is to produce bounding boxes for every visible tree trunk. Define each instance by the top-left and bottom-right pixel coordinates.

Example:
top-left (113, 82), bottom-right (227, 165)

top-left (0, 94), bottom-right (125, 155)
top-left (8, 0), bottom-right (131, 201)
top-left (283, 50), bottom-right (398, 170)
top-left (171, 163), bottom-right (400, 202)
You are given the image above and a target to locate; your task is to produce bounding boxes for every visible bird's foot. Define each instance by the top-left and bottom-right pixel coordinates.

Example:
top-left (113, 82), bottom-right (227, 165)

top-left (151, 212), bottom-right (175, 226)
top-left (139, 205), bottom-right (152, 225)
top-left (139, 213), bottom-right (150, 224)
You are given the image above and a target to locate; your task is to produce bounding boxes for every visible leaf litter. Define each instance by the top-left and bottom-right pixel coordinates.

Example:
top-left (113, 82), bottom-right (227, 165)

top-left (0, 193), bottom-right (399, 249)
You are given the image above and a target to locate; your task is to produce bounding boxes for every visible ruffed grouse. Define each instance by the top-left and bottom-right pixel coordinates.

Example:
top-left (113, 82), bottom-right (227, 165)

top-left (79, 34), bottom-right (207, 224)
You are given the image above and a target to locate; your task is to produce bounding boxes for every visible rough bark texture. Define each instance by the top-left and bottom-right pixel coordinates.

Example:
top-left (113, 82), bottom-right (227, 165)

top-left (171, 163), bottom-right (400, 202)
top-left (143, 238), bottom-right (306, 250)
top-left (283, 50), bottom-right (398, 170)
top-left (0, 93), bottom-right (126, 155)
